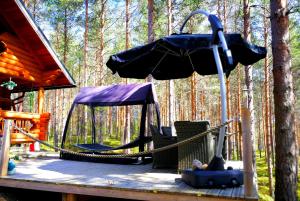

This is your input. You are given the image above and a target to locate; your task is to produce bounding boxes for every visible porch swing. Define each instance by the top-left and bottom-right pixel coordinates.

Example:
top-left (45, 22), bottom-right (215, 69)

top-left (60, 82), bottom-right (161, 163)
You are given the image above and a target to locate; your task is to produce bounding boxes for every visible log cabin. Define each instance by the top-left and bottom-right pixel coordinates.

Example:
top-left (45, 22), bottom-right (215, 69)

top-left (0, 0), bottom-right (75, 144)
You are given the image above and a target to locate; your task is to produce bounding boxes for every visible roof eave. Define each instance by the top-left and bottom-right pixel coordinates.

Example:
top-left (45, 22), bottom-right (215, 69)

top-left (15, 0), bottom-right (76, 87)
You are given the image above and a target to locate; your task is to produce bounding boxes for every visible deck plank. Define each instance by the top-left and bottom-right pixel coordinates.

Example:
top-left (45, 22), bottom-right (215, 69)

top-left (0, 158), bottom-right (257, 201)
top-left (206, 188), bottom-right (222, 197)
top-left (218, 187), bottom-right (234, 198)
top-left (231, 186), bottom-right (244, 199)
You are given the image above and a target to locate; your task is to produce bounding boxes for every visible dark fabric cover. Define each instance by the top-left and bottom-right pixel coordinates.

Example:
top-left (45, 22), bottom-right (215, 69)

top-left (106, 33), bottom-right (267, 80)
top-left (74, 82), bottom-right (157, 106)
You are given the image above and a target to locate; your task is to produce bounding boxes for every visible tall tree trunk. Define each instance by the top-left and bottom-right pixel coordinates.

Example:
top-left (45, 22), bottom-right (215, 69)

top-left (263, 6), bottom-right (273, 196)
top-left (269, 84), bottom-right (275, 167)
top-left (270, 1), bottom-right (298, 200)
top-left (191, 73), bottom-right (196, 120)
top-left (147, 0), bottom-right (154, 86)
top-left (53, 90), bottom-right (58, 151)
top-left (201, 90), bottom-right (206, 119)
top-left (237, 65), bottom-right (242, 160)
top-left (123, 0), bottom-right (131, 153)
top-left (23, 0), bottom-right (29, 7)
top-left (167, 0), bottom-right (175, 134)
top-left (258, 98), bottom-right (262, 158)
top-left (243, 0), bottom-right (256, 172)
top-left (83, 0), bottom-right (89, 143)
top-left (224, 0), bottom-right (232, 159)
top-left (97, 0), bottom-right (107, 143)
top-left (24, 0), bottom-right (38, 20)
top-left (97, 0), bottom-right (106, 87)
top-left (84, 0), bottom-right (89, 87)
top-left (52, 26), bottom-right (60, 150)
top-left (189, 19), bottom-right (196, 121)
top-left (234, 4), bottom-right (242, 160)
top-left (147, 0), bottom-right (154, 44)
top-left (147, 0), bottom-right (154, 83)
top-left (63, 8), bottom-right (68, 65)
top-left (217, 0), bottom-right (221, 20)
top-left (223, 0), bottom-right (227, 32)
top-left (146, 0), bottom-right (154, 148)
top-left (61, 7), bottom-right (69, 145)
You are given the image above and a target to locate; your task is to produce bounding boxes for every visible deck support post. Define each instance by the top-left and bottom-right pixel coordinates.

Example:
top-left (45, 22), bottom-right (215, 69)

top-left (38, 87), bottom-right (45, 114)
top-left (241, 107), bottom-right (254, 197)
top-left (62, 193), bottom-right (77, 201)
top-left (0, 119), bottom-right (12, 176)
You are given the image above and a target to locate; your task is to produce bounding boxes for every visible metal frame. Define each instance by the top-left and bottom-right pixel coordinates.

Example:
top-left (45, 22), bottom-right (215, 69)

top-left (180, 9), bottom-right (233, 159)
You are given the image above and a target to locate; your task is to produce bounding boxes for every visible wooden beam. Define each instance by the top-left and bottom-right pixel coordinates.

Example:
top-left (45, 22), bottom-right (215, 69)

top-left (38, 88), bottom-right (44, 114)
top-left (62, 193), bottom-right (77, 201)
top-left (43, 69), bottom-right (62, 78)
top-left (0, 33), bottom-right (41, 67)
top-left (0, 66), bottom-right (36, 82)
top-left (241, 107), bottom-right (254, 197)
top-left (0, 178), bottom-right (253, 201)
top-left (0, 58), bottom-right (42, 81)
top-left (0, 16), bottom-right (47, 72)
top-left (1, 52), bottom-right (38, 68)
top-left (0, 120), bottom-right (12, 176)
top-left (0, 33), bottom-right (22, 48)
top-left (0, 110), bottom-right (40, 120)
top-left (3, 43), bottom-right (35, 60)
top-left (5, 48), bottom-right (39, 66)
top-left (42, 70), bottom-right (62, 85)
top-left (0, 60), bottom-right (39, 79)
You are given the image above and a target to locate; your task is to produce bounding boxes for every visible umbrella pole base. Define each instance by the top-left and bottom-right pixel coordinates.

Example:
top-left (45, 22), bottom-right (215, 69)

top-left (207, 156), bottom-right (225, 171)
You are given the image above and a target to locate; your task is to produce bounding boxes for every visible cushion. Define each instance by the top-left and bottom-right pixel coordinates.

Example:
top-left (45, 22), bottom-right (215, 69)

top-left (161, 126), bottom-right (172, 137)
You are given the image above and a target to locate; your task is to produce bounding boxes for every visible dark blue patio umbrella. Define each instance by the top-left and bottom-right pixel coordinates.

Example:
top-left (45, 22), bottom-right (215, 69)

top-left (107, 33), bottom-right (265, 80)
top-left (106, 9), bottom-right (266, 171)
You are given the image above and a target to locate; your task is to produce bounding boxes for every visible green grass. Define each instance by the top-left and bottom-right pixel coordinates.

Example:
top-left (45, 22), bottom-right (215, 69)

top-left (256, 151), bottom-right (300, 201)
top-left (256, 151), bottom-right (274, 201)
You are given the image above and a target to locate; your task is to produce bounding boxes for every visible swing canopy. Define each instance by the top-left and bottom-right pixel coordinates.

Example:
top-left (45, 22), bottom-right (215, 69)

top-left (73, 82), bottom-right (158, 106)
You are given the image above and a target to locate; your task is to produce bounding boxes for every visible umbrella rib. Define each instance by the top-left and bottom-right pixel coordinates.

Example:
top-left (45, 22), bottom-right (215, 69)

top-left (151, 51), bottom-right (169, 74)
top-left (188, 46), bottom-right (211, 55)
top-left (155, 49), bottom-right (179, 57)
top-left (156, 43), bottom-right (180, 56)
top-left (119, 51), bottom-right (151, 69)
top-left (187, 52), bottom-right (195, 71)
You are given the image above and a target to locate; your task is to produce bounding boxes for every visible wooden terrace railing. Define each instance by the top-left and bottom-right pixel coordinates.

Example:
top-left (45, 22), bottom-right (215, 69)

top-left (0, 109), bottom-right (50, 144)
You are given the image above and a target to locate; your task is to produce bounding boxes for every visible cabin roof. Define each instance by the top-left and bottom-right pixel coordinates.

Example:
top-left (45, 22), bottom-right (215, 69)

top-left (0, 0), bottom-right (75, 92)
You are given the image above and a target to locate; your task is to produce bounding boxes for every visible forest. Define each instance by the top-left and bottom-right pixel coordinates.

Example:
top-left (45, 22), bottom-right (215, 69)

top-left (14, 0), bottom-right (300, 200)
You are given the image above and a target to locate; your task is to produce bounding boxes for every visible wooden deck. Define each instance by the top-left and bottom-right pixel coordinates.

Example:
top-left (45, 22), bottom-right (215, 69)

top-left (0, 158), bottom-right (258, 201)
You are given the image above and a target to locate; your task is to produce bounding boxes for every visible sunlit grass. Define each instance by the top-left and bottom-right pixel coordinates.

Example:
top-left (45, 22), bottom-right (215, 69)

top-left (256, 151), bottom-right (300, 201)
top-left (257, 151), bottom-right (274, 201)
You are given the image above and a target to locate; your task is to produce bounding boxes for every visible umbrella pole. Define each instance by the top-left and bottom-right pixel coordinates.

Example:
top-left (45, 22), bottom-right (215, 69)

top-left (212, 45), bottom-right (227, 158)
top-left (206, 44), bottom-right (227, 170)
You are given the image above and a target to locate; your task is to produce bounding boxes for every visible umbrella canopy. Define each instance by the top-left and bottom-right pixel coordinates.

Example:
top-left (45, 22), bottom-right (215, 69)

top-left (106, 33), bottom-right (266, 80)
